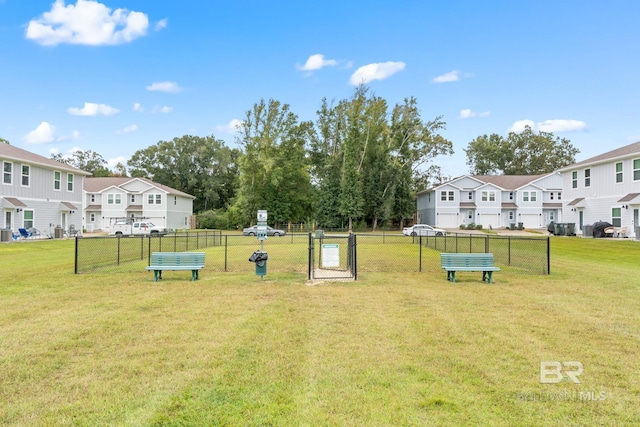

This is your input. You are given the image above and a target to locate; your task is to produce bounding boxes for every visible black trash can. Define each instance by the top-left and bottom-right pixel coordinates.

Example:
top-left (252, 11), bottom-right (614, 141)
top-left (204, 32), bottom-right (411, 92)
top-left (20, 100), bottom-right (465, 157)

top-left (248, 250), bottom-right (268, 277)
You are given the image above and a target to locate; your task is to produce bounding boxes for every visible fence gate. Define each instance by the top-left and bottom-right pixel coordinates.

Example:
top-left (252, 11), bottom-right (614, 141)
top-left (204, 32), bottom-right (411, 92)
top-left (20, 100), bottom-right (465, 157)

top-left (308, 232), bottom-right (357, 281)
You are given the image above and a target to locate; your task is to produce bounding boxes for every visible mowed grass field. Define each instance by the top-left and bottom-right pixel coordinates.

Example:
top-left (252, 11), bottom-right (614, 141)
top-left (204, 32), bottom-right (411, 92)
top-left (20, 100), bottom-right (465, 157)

top-left (1, 236), bottom-right (639, 426)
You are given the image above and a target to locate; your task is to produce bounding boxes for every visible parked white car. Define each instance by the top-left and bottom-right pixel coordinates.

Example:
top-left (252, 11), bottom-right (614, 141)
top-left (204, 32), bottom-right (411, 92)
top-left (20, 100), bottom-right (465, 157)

top-left (402, 224), bottom-right (447, 237)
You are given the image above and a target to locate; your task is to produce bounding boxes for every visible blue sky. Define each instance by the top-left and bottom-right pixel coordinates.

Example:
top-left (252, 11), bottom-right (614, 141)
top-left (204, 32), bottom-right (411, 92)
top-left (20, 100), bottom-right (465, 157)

top-left (1, 1), bottom-right (640, 178)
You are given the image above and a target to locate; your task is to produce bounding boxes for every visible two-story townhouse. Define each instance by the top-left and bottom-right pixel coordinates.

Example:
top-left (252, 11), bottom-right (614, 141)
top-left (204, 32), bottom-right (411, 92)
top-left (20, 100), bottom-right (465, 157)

top-left (84, 177), bottom-right (195, 231)
top-left (1, 143), bottom-right (90, 239)
top-left (559, 140), bottom-right (640, 237)
top-left (416, 173), bottom-right (563, 229)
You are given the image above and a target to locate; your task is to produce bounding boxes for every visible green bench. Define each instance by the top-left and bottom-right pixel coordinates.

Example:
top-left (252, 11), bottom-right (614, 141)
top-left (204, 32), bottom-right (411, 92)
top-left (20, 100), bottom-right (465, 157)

top-left (146, 252), bottom-right (206, 282)
top-left (440, 253), bottom-right (501, 284)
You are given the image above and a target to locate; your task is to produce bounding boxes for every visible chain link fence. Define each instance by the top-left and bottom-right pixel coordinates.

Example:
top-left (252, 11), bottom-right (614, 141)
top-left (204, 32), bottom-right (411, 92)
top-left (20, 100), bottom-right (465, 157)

top-left (75, 231), bottom-right (550, 276)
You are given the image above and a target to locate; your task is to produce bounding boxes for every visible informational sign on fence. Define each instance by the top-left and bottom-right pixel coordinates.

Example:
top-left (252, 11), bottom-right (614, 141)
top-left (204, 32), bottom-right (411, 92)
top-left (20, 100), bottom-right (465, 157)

top-left (322, 244), bottom-right (340, 268)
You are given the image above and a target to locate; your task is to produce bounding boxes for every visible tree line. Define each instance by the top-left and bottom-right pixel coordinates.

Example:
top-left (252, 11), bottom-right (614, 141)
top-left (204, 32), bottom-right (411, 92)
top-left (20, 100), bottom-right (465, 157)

top-left (37, 86), bottom-right (578, 230)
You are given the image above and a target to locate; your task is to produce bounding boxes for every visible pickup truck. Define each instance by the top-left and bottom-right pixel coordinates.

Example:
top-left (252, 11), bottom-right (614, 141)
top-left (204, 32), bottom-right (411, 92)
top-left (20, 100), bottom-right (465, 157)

top-left (108, 221), bottom-right (168, 236)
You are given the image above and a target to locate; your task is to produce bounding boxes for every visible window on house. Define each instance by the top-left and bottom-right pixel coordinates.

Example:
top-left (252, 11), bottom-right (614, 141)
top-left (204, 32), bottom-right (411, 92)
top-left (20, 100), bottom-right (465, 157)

top-left (584, 168), bottom-right (591, 187)
top-left (550, 192), bottom-right (554, 200)
top-left (634, 159), bottom-right (640, 181)
top-left (21, 165), bottom-right (30, 186)
top-left (481, 191), bottom-right (488, 201)
top-left (90, 194), bottom-right (96, 203)
top-left (174, 196), bottom-right (177, 205)
top-left (3, 161), bottom-right (12, 184)
top-left (108, 194), bottom-right (114, 204)
top-left (468, 192), bottom-right (473, 200)
top-left (148, 194), bottom-right (154, 204)
top-left (54, 171), bottom-right (61, 190)
top-left (612, 207), bottom-right (622, 227)
top-left (440, 191), bottom-right (447, 201)
top-left (131, 194), bottom-right (136, 203)
top-left (572, 171), bottom-right (577, 188)
top-left (489, 191), bottom-right (495, 202)
top-left (557, 192), bottom-right (562, 200)
top-left (155, 194), bottom-right (161, 204)
top-left (90, 213), bottom-right (95, 222)
top-left (616, 162), bottom-right (623, 183)
top-left (523, 191), bottom-right (529, 202)
top-left (531, 191), bottom-right (537, 202)
top-left (23, 210), bottom-right (34, 229)
top-left (508, 211), bottom-right (514, 221)
top-left (509, 192), bottom-right (514, 200)
top-left (67, 174), bottom-right (73, 191)
top-left (448, 191), bottom-right (454, 201)
top-left (115, 194), bottom-right (121, 204)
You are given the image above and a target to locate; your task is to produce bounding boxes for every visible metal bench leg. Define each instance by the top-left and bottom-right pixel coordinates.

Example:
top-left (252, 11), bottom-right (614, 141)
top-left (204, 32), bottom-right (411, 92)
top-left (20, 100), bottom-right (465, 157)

top-left (191, 270), bottom-right (197, 281)
top-left (450, 271), bottom-right (456, 283)
top-left (153, 270), bottom-right (159, 282)
top-left (487, 271), bottom-right (493, 284)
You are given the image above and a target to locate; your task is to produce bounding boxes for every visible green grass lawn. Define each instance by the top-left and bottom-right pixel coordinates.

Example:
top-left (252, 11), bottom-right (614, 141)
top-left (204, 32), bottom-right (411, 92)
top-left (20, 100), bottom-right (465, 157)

top-left (1, 237), bottom-right (639, 426)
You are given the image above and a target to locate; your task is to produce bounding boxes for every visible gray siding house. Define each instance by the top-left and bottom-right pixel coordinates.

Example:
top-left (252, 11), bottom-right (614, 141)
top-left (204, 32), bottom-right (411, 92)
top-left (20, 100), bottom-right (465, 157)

top-left (559, 140), bottom-right (640, 237)
top-left (83, 177), bottom-right (195, 232)
top-left (417, 173), bottom-right (563, 229)
top-left (1, 143), bottom-right (90, 237)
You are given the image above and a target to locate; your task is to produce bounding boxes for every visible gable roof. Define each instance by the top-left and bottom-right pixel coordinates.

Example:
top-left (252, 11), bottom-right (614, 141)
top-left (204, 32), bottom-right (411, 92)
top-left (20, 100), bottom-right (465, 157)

top-left (0, 143), bottom-right (90, 175)
top-left (472, 175), bottom-right (547, 190)
top-left (84, 177), bottom-right (195, 199)
top-left (559, 140), bottom-right (640, 171)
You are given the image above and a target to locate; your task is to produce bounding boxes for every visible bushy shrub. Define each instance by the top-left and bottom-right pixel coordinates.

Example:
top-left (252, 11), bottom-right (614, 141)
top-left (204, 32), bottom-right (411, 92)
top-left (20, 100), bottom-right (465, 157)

top-left (197, 208), bottom-right (240, 230)
top-left (475, 224), bottom-right (483, 230)
top-left (466, 223), bottom-right (476, 230)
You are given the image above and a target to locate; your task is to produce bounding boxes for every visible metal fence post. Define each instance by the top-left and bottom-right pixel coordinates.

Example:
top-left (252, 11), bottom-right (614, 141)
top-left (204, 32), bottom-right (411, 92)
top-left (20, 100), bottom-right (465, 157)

top-left (547, 237), bottom-right (551, 274)
top-left (224, 235), bottom-right (228, 272)
top-left (74, 236), bottom-right (79, 274)
top-left (419, 235), bottom-right (423, 272)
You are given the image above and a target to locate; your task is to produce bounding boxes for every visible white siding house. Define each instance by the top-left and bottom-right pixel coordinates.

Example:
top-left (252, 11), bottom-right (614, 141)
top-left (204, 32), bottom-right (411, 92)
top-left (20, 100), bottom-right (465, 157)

top-left (1, 143), bottom-right (90, 238)
top-left (559, 140), bottom-right (640, 237)
top-left (84, 177), bottom-right (195, 231)
top-left (417, 173), bottom-right (563, 229)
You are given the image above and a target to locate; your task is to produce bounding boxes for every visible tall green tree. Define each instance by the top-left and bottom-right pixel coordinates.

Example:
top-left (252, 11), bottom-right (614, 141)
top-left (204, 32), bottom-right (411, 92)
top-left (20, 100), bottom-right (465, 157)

top-left (127, 135), bottom-right (238, 212)
top-left (310, 88), bottom-right (453, 230)
top-left (387, 98), bottom-right (453, 226)
top-left (235, 99), bottom-right (314, 226)
top-left (465, 126), bottom-right (579, 175)
top-left (1, 137), bottom-right (9, 144)
top-left (51, 149), bottom-right (111, 176)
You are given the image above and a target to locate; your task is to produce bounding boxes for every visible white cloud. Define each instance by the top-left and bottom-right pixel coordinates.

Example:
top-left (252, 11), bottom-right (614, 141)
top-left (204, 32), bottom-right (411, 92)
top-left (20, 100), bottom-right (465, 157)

top-left (107, 156), bottom-right (126, 168)
top-left (509, 119), bottom-right (587, 133)
top-left (23, 121), bottom-right (56, 143)
top-left (538, 119), bottom-right (587, 132)
top-left (151, 105), bottom-right (173, 113)
top-left (25, 0), bottom-right (149, 46)
top-left (297, 54), bottom-right (337, 71)
top-left (155, 18), bottom-right (168, 31)
top-left (146, 81), bottom-right (182, 93)
top-left (215, 118), bottom-right (243, 134)
top-left (116, 124), bottom-right (138, 134)
top-left (509, 120), bottom-right (536, 133)
top-left (349, 61), bottom-right (406, 85)
top-left (459, 109), bottom-right (491, 119)
top-left (67, 102), bottom-right (119, 116)
top-left (433, 70), bottom-right (463, 83)
top-left (133, 102), bottom-right (143, 112)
